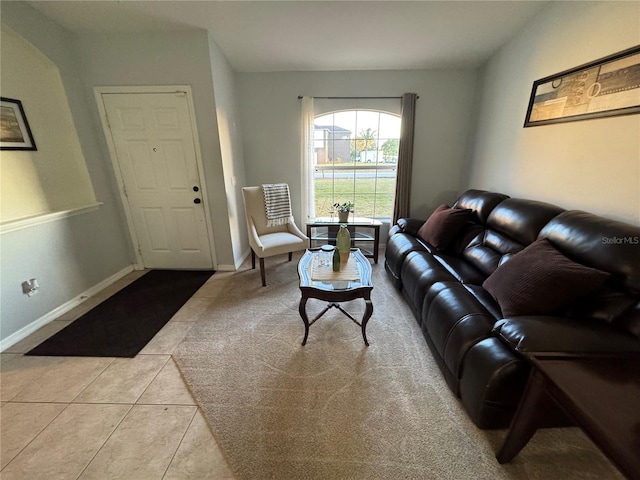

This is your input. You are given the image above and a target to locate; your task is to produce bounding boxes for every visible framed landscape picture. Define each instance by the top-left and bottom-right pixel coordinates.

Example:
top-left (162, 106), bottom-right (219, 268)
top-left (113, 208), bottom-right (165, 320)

top-left (1, 97), bottom-right (37, 150)
top-left (524, 45), bottom-right (640, 127)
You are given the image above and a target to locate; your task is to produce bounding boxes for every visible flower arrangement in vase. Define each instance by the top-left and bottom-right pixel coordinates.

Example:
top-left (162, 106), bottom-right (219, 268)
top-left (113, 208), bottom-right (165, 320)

top-left (333, 201), bottom-right (354, 223)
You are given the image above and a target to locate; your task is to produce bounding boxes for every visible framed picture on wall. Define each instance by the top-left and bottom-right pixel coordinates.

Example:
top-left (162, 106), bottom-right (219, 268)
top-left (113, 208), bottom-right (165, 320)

top-left (524, 45), bottom-right (640, 127)
top-left (0, 97), bottom-right (37, 150)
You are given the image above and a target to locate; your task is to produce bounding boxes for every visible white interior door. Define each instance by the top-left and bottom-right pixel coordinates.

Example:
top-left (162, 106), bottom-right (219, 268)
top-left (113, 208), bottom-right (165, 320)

top-left (102, 92), bottom-right (213, 269)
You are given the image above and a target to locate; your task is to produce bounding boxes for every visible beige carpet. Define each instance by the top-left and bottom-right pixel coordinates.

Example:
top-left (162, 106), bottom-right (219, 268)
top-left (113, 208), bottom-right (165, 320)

top-left (172, 253), bottom-right (622, 480)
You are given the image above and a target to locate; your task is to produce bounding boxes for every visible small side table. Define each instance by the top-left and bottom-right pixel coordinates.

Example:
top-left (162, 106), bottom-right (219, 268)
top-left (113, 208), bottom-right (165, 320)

top-left (497, 353), bottom-right (640, 480)
top-left (306, 217), bottom-right (381, 264)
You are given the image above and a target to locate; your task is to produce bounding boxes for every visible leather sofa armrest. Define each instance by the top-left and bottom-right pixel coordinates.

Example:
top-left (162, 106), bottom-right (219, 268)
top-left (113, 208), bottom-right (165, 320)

top-left (396, 218), bottom-right (425, 237)
top-left (493, 316), bottom-right (640, 354)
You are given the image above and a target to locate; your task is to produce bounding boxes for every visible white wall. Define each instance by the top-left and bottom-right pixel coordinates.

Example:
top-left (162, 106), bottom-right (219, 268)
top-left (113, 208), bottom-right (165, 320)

top-left (208, 34), bottom-right (249, 267)
top-left (74, 29), bottom-right (237, 268)
top-left (0, 2), bottom-right (132, 345)
top-left (466, 1), bottom-right (640, 224)
top-left (237, 69), bottom-right (478, 230)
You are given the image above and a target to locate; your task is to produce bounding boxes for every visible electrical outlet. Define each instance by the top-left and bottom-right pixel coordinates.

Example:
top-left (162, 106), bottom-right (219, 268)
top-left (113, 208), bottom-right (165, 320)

top-left (22, 278), bottom-right (40, 297)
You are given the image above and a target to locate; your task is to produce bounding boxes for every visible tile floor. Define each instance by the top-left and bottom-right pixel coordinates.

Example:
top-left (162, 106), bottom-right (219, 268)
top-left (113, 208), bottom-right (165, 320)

top-left (0, 270), bottom-right (236, 480)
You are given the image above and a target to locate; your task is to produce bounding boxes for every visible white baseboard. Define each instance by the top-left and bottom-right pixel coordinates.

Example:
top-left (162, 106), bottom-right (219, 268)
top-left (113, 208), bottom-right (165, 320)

top-left (0, 265), bottom-right (135, 352)
top-left (216, 264), bottom-right (237, 272)
top-left (216, 249), bottom-right (251, 272)
top-left (236, 249), bottom-right (251, 269)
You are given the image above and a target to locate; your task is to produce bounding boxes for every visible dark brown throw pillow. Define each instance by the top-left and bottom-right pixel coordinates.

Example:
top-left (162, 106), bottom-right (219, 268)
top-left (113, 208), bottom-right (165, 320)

top-left (417, 204), bottom-right (473, 251)
top-left (483, 238), bottom-right (609, 317)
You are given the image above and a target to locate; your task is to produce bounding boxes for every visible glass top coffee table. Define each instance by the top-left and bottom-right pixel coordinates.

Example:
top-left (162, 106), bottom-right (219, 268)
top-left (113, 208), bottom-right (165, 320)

top-left (297, 248), bottom-right (373, 346)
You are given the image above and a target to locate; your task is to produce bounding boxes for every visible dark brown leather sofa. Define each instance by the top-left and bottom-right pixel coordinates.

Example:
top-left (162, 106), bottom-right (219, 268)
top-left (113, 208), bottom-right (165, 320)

top-left (385, 189), bottom-right (640, 428)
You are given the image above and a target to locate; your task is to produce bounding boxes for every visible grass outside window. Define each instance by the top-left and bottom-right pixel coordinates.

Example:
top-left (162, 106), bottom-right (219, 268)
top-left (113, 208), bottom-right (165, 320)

top-left (315, 176), bottom-right (396, 219)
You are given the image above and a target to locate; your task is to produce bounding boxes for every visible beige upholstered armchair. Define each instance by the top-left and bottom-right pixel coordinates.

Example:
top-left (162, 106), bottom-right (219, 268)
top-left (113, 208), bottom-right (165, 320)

top-left (242, 185), bottom-right (308, 286)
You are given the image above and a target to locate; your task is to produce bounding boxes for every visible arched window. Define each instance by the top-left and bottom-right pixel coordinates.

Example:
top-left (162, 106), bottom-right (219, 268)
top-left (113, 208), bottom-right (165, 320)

top-left (313, 110), bottom-right (400, 219)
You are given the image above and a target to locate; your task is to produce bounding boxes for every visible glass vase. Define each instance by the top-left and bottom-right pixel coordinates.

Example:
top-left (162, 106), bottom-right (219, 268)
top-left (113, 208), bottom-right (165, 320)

top-left (337, 224), bottom-right (351, 264)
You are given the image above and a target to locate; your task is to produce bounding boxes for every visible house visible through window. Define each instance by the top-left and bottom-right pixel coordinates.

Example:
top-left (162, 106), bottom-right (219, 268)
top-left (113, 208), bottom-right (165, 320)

top-left (313, 110), bottom-right (400, 219)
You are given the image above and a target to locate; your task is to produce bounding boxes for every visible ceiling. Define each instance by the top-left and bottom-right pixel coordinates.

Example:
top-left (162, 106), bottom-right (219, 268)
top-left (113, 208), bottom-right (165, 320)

top-left (26, 1), bottom-right (549, 72)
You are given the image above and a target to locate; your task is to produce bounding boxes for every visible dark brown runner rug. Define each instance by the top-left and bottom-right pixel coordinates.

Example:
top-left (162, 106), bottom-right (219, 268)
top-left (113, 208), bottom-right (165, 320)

top-left (26, 269), bottom-right (213, 357)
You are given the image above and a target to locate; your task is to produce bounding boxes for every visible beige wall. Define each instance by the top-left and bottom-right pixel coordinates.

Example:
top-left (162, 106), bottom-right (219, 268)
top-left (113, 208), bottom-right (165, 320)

top-left (75, 30), bottom-right (237, 269)
top-left (237, 69), bottom-right (478, 224)
top-left (466, 1), bottom-right (640, 224)
top-left (1, 24), bottom-right (96, 221)
top-left (208, 34), bottom-right (249, 267)
top-left (1, 3), bottom-right (132, 346)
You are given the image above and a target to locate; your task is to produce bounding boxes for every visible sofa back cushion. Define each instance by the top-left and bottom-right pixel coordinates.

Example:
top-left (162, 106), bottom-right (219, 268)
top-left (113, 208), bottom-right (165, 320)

top-left (563, 287), bottom-right (640, 339)
top-left (444, 189), bottom-right (510, 257)
top-left (452, 189), bottom-right (509, 225)
top-left (461, 198), bottom-right (564, 276)
top-left (539, 210), bottom-right (640, 338)
top-left (539, 210), bottom-right (640, 292)
top-left (461, 231), bottom-right (522, 276)
top-left (486, 199), bottom-right (565, 245)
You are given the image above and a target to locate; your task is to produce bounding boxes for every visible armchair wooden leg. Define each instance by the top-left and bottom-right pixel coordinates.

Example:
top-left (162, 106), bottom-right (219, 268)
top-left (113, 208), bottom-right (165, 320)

top-left (251, 249), bottom-right (256, 270)
top-left (288, 252), bottom-right (293, 262)
top-left (259, 257), bottom-right (266, 287)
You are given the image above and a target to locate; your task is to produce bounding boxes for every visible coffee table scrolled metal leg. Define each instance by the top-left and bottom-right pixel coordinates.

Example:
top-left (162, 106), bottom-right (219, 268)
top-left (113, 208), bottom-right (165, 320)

top-left (361, 298), bottom-right (373, 346)
top-left (299, 295), bottom-right (310, 346)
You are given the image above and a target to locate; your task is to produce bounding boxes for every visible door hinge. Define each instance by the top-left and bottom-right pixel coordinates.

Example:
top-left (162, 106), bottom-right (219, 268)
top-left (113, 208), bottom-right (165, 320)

top-left (122, 186), bottom-right (128, 197)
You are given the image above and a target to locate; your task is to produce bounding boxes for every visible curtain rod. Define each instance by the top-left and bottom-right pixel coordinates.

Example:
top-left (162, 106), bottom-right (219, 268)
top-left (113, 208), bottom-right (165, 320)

top-left (297, 95), bottom-right (418, 100)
